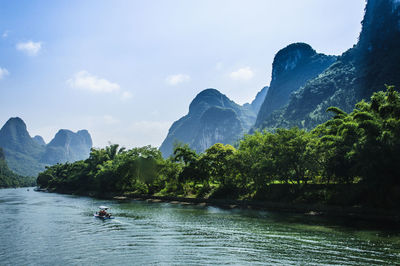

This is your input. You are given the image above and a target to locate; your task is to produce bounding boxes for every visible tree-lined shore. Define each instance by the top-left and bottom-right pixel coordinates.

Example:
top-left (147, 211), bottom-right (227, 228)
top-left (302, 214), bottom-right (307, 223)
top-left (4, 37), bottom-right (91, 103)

top-left (37, 86), bottom-right (400, 211)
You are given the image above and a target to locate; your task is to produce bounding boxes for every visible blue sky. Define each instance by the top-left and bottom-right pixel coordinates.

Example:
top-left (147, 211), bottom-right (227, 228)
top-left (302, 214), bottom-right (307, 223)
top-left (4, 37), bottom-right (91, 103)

top-left (0, 0), bottom-right (365, 148)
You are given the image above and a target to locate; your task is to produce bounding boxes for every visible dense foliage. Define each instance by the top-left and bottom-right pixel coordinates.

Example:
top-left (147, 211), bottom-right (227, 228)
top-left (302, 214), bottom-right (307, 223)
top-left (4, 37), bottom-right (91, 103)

top-left (37, 87), bottom-right (400, 208)
top-left (0, 148), bottom-right (36, 188)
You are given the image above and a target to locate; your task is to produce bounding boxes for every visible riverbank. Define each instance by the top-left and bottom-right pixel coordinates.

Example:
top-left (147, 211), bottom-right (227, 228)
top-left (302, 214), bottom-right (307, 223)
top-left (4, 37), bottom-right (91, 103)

top-left (41, 188), bottom-right (400, 226)
top-left (120, 194), bottom-right (400, 225)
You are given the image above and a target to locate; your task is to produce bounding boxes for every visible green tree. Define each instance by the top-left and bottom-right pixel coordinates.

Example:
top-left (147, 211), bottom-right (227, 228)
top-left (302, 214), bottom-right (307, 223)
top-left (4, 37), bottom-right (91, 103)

top-left (202, 143), bottom-right (236, 186)
top-left (273, 128), bottom-right (316, 185)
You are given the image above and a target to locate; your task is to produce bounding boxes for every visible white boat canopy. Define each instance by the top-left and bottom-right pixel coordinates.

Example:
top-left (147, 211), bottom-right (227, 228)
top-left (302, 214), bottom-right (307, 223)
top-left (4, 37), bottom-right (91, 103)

top-left (99, 206), bottom-right (109, 210)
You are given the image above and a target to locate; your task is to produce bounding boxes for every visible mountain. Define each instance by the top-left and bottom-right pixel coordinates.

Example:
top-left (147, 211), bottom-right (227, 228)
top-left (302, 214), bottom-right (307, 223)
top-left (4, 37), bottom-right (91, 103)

top-left (0, 117), bottom-right (93, 176)
top-left (0, 117), bottom-right (46, 176)
top-left (256, 0), bottom-right (400, 131)
top-left (254, 43), bottom-right (336, 129)
top-left (244, 86), bottom-right (269, 114)
top-left (0, 117), bottom-right (45, 157)
top-left (41, 129), bottom-right (93, 164)
top-left (160, 88), bottom-right (263, 157)
top-left (33, 135), bottom-right (46, 146)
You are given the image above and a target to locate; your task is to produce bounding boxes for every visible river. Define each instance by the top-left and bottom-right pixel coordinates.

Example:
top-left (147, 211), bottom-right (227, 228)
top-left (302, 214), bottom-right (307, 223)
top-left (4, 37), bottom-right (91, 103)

top-left (0, 188), bottom-right (399, 265)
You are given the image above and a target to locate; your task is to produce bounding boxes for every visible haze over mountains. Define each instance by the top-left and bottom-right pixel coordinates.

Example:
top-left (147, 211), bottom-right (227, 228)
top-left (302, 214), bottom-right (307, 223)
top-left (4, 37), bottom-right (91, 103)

top-left (0, 117), bottom-right (92, 176)
top-left (160, 0), bottom-right (400, 157)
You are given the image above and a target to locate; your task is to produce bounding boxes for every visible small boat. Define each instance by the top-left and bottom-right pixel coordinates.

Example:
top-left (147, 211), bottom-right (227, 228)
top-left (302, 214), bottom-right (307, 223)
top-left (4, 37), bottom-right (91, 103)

top-left (94, 206), bottom-right (114, 219)
top-left (94, 214), bottom-right (114, 219)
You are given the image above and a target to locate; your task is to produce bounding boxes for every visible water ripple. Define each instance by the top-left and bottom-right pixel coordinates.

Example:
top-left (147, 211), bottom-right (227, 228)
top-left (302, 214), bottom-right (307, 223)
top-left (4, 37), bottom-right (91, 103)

top-left (1, 188), bottom-right (399, 265)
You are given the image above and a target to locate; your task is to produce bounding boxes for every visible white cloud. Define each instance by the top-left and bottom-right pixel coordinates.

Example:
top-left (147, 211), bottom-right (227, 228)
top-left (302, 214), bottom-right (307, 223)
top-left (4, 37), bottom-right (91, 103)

top-left (229, 67), bottom-right (255, 81)
top-left (165, 74), bottom-right (190, 86)
top-left (121, 91), bottom-right (133, 101)
top-left (16, 41), bottom-right (42, 56)
top-left (67, 70), bottom-right (120, 93)
top-left (0, 67), bottom-right (9, 79)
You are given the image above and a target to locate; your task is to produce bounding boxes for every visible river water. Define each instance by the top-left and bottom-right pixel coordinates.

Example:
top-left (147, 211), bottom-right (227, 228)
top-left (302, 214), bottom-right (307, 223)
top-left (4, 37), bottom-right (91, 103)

top-left (0, 188), bottom-right (399, 265)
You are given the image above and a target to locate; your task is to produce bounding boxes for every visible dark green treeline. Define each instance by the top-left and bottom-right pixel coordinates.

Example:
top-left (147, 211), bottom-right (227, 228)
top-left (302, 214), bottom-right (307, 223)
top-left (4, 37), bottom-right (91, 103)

top-left (37, 86), bottom-right (400, 208)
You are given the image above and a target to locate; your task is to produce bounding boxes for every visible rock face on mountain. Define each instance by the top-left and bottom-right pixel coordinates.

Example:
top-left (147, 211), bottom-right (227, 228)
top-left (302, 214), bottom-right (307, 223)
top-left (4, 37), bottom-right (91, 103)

top-left (254, 43), bottom-right (336, 129)
top-left (41, 129), bottom-right (93, 165)
top-left (257, 0), bottom-right (400, 131)
top-left (0, 117), bottom-right (46, 176)
top-left (0, 118), bottom-right (44, 157)
top-left (0, 117), bottom-right (93, 176)
top-left (160, 88), bottom-right (263, 157)
top-left (244, 86), bottom-right (269, 114)
top-left (356, 0), bottom-right (400, 98)
top-left (33, 135), bottom-right (46, 146)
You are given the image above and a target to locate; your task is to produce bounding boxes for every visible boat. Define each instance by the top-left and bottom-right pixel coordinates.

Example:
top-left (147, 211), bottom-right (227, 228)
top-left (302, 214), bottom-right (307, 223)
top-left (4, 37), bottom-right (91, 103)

top-left (94, 206), bottom-right (114, 219)
top-left (94, 214), bottom-right (114, 219)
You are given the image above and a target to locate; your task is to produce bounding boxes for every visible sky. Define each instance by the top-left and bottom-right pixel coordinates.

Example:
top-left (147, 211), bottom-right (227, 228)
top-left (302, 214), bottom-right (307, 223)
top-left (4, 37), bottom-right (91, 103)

top-left (0, 0), bottom-right (366, 148)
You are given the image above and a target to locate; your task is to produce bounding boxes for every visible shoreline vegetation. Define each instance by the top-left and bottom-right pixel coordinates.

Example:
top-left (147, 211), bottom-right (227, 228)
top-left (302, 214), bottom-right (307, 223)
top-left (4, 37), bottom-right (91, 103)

top-left (36, 87), bottom-right (400, 224)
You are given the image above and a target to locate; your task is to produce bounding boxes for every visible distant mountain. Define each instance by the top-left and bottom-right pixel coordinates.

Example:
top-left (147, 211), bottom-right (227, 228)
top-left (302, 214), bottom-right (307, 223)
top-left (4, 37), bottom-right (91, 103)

top-left (0, 117), bottom-right (46, 176)
top-left (41, 129), bottom-right (93, 164)
top-left (0, 117), bottom-right (45, 157)
top-left (160, 88), bottom-right (264, 157)
top-left (0, 117), bottom-right (93, 176)
top-left (244, 86), bottom-right (269, 114)
top-left (256, 0), bottom-right (400, 131)
top-left (254, 43), bottom-right (336, 129)
top-left (33, 135), bottom-right (46, 146)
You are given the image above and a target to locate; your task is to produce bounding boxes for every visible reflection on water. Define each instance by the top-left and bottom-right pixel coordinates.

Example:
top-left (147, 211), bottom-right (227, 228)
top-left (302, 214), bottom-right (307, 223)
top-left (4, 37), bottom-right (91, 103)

top-left (0, 188), bottom-right (399, 265)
